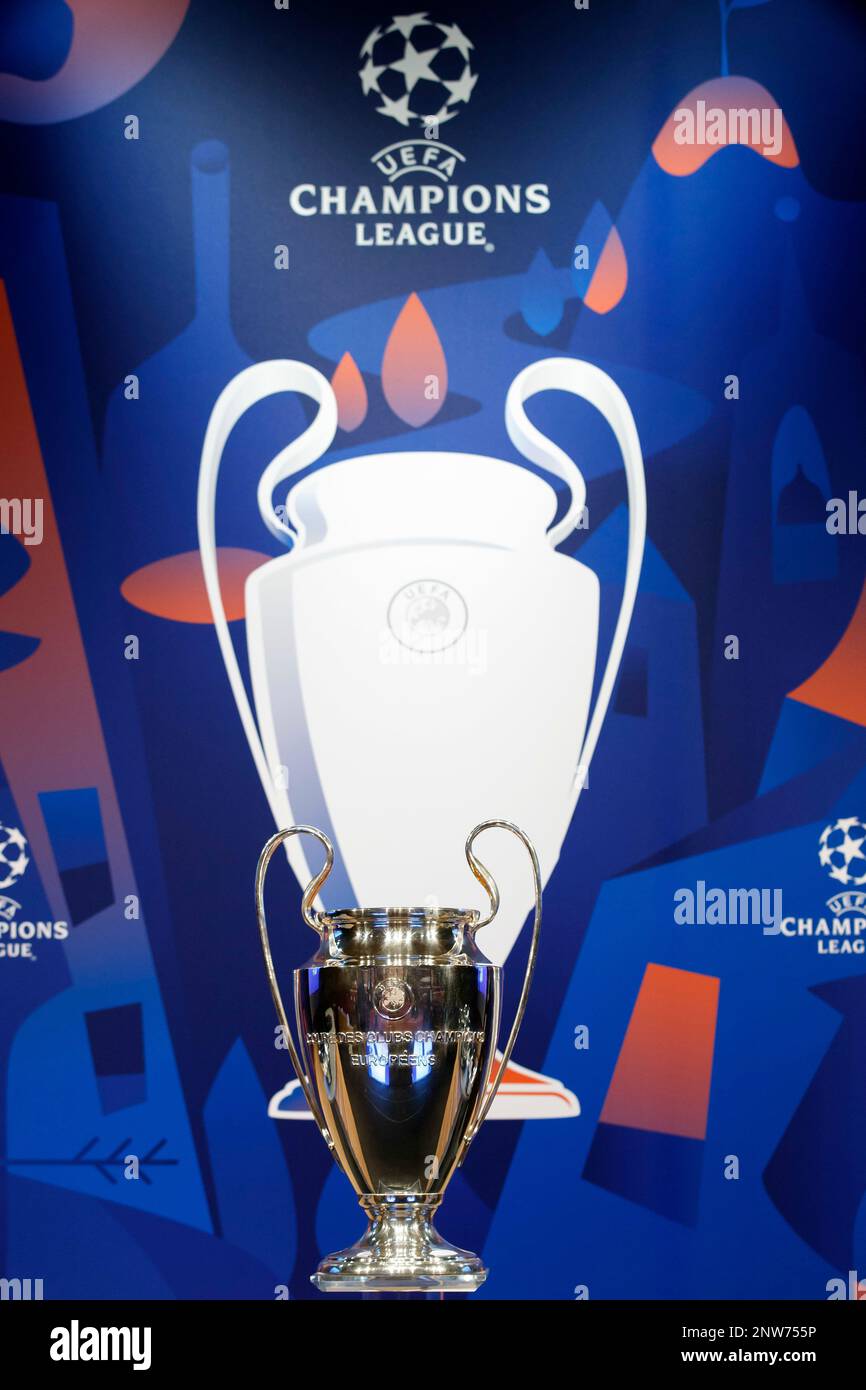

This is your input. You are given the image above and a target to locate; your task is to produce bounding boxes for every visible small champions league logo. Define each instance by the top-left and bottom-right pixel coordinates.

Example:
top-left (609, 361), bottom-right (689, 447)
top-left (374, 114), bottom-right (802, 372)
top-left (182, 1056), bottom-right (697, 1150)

top-left (818, 816), bottom-right (866, 889)
top-left (780, 818), bottom-right (866, 955)
top-left (0, 822), bottom-right (68, 961)
top-left (387, 578), bottom-right (468, 653)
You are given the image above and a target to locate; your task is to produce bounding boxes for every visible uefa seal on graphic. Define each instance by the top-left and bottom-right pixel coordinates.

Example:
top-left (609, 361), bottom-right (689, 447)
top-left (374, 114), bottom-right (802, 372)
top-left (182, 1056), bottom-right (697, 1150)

top-left (387, 578), bottom-right (468, 653)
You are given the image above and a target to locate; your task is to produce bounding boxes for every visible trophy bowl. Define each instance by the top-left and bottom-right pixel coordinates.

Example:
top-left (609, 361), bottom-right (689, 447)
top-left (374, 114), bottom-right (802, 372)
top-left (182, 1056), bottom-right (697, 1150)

top-left (255, 819), bottom-right (541, 1293)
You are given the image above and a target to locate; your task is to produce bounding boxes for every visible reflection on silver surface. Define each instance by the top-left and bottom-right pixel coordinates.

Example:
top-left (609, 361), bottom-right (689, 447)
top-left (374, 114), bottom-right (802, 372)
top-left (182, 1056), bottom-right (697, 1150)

top-left (256, 821), bottom-right (541, 1293)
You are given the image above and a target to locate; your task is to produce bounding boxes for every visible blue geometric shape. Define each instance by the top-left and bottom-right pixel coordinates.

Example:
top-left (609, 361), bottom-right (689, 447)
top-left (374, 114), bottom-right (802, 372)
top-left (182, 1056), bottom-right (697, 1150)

top-left (772, 406), bottom-right (836, 585)
top-left (58, 860), bottom-right (114, 926)
top-left (759, 698), bottom-right (866, 797)
top-left (204, 1040), bottom-right (297, 1277)
top-left (0, 531), bottom-right (30, 596)
top-left (7, 982), bottom-right (212, 1232)
top-left (614, 644), bottom-right (649, 717)
top-left (0, 0), bottom-right (73, 82)
top-left (85, 1003), bottom-right (145, 1076)
top-left (580, 504), bottom-right (690, 602)
top-left (764, 975), bottom-right (866, 1270)
top-left (521, 248), bottom-right (565, 336)
top-left (38, 787), bottom-right (108, 872)
top-left (97, 1074), bottom-right (147, 1114)
top-left (583, 1121), bottom-right (704, 1226)
top-left (6, 1175), bottom-right (174, 1300)
top-left (0, 630), bottom-right (39, 672)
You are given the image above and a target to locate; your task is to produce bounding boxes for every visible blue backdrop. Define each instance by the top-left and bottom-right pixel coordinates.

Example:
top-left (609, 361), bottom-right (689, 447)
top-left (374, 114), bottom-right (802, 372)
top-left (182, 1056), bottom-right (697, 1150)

top-left (1, 0), bottom-right (865, 1300)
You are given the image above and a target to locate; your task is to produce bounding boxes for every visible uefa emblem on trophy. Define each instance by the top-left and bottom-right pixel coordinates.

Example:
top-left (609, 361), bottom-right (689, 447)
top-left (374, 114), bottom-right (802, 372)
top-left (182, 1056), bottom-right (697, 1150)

top-left (255, 818), bottom-right (541, 1291)
top-left (199, 354), bottom-right (645, 1112)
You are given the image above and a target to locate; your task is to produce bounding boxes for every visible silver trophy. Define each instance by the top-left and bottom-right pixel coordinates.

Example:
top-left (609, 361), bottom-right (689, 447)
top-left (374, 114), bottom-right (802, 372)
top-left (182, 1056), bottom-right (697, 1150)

top-left (255, 819), bottom-right (541, 1293)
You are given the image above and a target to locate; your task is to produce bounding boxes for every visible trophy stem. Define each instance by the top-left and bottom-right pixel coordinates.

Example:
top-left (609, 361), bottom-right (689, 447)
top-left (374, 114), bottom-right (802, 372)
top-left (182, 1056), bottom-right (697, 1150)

top-left (311, 1194), bottom-right (488, 1294)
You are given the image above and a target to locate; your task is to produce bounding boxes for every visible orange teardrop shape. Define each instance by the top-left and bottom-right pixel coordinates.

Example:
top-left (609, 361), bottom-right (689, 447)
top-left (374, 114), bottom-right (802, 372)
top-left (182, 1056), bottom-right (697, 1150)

top-left (584, 226), bottom-right (627, 315)
top-left (331, 351), bottom-right (368, 431)
top-left (381, 292), bottom-right (448, 427)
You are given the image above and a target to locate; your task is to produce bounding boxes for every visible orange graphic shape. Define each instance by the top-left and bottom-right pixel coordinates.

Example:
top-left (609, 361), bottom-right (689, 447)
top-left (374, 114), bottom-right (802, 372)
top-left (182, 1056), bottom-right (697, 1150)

top-left (381, 291), bottom-right (448, 427)
top-left (121, 549), bottom-right (270, 623)
top-left (653, 77), bottom-right (798, 176)
top-left (600, 964), bottom-right (720, 1140)
top-left (789, 575), bottom-right (866, 728)
top-left (0, 0), bottom-right (191, 125)
top-left (331, 351), bottom-right (368, 432)
top-left (0, 278), bottom-right (132, 918)
top-left (584, 226), bottom-right (627, 314)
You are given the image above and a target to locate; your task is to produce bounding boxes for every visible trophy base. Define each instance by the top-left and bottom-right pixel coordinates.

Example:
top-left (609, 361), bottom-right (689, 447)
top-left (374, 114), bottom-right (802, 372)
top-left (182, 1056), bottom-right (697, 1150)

top-left (311, 1195), bottom-right (488, 1294)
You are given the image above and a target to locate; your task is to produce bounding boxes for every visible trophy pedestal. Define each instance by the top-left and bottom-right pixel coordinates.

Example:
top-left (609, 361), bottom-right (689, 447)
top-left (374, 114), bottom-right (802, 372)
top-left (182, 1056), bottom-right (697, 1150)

top-left (311, 1196), bottom-right (487, 1294)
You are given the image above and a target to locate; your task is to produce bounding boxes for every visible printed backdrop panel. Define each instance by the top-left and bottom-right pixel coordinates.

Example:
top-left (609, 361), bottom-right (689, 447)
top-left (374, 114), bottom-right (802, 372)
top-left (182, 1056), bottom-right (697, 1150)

top-left (0, 0), bottom-right (865, 1300)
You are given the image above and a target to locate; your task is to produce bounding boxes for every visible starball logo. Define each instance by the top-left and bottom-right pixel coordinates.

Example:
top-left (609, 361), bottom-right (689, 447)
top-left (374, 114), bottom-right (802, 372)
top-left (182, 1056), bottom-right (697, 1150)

top-left (289, 12), bottom-right (551, 250)
top-left (0, 822), bottom-right (68, 961)
top-left (778, 818), bottom-right (866, 955)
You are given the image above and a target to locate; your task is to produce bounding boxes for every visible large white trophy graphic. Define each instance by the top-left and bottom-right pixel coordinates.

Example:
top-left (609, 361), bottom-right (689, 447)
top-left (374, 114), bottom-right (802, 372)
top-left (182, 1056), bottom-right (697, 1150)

top-left (198, 357), bottom-right (645, 1119)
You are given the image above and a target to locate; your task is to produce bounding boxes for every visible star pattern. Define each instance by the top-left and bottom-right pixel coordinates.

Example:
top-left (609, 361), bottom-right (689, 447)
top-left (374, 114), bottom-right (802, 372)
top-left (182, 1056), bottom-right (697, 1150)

top-left (443, 67), bottom-right (477, 106)
top-left (0, 823), bottom-right (29, 888)
top-left (375, 91), bottom-right (413, 127)
top-left (359, 25), bottom-right (383, 58)
top-left (423, 103), bottom-right (459, 127)
top-left (437, 21), bottom-right (474, 61)
top-left (387, 13), bottom-right (430, 40)
top-left (359, 57), bottom-right (386, 96)
top-left (388, 39), bottom-right (440, 93)
top-left (358, 15), bottom-right (477, 128)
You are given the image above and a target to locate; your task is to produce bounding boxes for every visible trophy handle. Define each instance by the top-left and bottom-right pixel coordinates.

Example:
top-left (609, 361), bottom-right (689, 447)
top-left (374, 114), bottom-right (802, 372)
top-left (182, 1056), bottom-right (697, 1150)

top-left (461, 819), bottom-right (542, 1149)
top-left (255, 824), bottom-right (339, 1154)
top-left (198, 361), bottom-right (338, 886)
top-left (505, 357), bottom-right (646, 814)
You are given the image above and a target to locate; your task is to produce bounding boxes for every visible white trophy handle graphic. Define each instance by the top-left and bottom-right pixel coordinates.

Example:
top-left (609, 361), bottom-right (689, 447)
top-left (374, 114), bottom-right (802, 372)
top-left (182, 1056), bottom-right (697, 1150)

top-left (505, 358), bottom-right (647, 815)
top-left (197, 360), bottom-right (338, 889)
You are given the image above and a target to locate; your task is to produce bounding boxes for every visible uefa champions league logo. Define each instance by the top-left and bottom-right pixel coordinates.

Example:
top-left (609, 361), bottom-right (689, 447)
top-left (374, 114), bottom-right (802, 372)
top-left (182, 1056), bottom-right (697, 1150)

top-left (289, 12), bottom-right (551, 245)
top-left (358, 15), bottom-right (477, 129)
top-left (0, 820), bottom-right (67, 961)
top-left (0, 822), bottom-right (29, 891)
top-left (778, 817), bottom-right (866, 954)
top-left (818, 817), bottom-right (866, 887)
